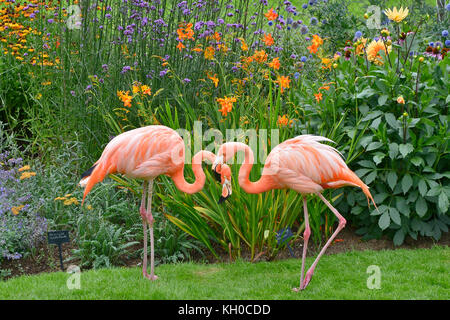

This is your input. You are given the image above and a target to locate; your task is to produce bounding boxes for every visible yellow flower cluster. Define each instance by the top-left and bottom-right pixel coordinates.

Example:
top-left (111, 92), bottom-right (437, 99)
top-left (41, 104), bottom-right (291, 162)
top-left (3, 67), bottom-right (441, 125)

top-left (54, 194), bottom-right (79, 206)
top-left (11, 205), bottom-right (25, 216)
top-left (0, 0), bottom-right (60, 66)
top-left (18, 165), bottom-right (36, 180)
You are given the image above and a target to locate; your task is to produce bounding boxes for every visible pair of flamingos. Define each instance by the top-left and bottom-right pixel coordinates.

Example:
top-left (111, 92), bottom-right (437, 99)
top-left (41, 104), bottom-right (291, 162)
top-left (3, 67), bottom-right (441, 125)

top-left (80, 125), bottom-right (376, 291)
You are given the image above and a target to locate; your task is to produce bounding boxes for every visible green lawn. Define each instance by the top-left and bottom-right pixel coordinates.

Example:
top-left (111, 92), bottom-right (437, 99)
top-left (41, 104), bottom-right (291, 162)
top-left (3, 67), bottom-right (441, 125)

top-left (1, 246), bottom-right (448, 300)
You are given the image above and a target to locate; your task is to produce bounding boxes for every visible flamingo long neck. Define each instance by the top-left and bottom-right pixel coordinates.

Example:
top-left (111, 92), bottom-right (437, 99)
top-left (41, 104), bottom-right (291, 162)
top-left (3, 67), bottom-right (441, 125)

top-left (226, 142), bottom-right (275, 194)
top-left (171, 150), bottom-right (215, 194)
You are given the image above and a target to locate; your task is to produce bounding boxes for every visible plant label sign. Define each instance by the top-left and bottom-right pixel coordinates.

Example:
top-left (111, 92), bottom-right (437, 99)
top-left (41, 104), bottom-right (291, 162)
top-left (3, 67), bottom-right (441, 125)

top-left (47, 230), bottom-right (70, 271)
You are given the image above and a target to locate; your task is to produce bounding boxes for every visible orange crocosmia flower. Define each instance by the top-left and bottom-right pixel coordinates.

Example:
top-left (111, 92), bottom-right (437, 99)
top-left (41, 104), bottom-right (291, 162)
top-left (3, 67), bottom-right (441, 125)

top-left (208, 73), bottom-right (219, 88)
top-left (268, 57), bottom-right (281, 70)
top-left (318, 85), bottom-right (330, 91)
top-left (264, 8), bottom-right (278, 21)
top-left (216, 96), bottom-right (237, 117)
top-left (192, 46), bottom-right (203, 52)
top-left (276, 76), bottom-right (290, 94)
top-left (314, 92), bottom-right (323, 102)
top-left (252, 50), bottom-right (268, 63)
top-left (204, 46), bottom-right (215, 60)
top-left (177, 41), bottom-right (185, 51)
top-left (263, 33), bottom-right (274, 46)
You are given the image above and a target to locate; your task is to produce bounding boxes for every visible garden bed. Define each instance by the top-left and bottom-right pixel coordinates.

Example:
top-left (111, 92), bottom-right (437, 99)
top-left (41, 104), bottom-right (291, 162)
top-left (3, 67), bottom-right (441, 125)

top-left (2, 224), bottom-right (448, 281)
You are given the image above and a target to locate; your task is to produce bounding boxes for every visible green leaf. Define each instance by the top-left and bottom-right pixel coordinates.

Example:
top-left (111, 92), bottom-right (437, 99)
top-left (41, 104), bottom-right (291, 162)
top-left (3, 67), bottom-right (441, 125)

top-left (373, 152), bottom-right (386, 165)
top-left (367, 141), bottom-right (383, 151)
top-left (358, 160), bottom-right (376, 169)
top-left (388, 143), bottom-right (399, 159)
top-left (387, 171), bottom-right (398, 191)
top-left (357, 87), bottom-right (377, 99)
top-left (378, 94), bottom-right (388, 106)
top-left (378, 212), bottom-right (390, 230)
top-left (396, 197), bottom-right (410, 216)
top-left (399, 143), bottom-right (414, 158)
top-left (361, 111), bottom-right (383, 122)
top-left (401, 174), bottom-right (413, 194)
top-left (364, 171), bottom-right (377, 185)
top-left (418, 179), bottom-right (428, 197)
top-left (427, 186), bottom-right (441, 197)
top-left (393, 229), bottom-right (405, 246)
top-left (385, 113), bottom-right (399, 129)
top-left (438, 192), bottom-right (449, 213)
top-left (416, 196), bottom-right (428, 217)
top-left (389, 207), bottom-right (401, 225)
top-left (410, 157), bottom-right (424, 167)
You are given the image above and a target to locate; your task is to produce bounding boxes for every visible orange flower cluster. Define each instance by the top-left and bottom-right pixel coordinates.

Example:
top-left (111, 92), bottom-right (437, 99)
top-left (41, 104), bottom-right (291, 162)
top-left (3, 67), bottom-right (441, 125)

top-left (275, 76), bottom-right (290, 94)
top-left (263, 33), bottom-right (274, 46)
top-left (307, 34), bottom-right (323, 54)
top-left (217, 96), bottom-right (237, 117)
top-left (204, 46), bottom-right (215, 60)
top-left (207, 73), bottom-right (219, 88)
top-left (0, 0), bottom-right (60, 66)
top-left (117, 90), bottom-right (133, 107)
top-left (264, 8), bottom-right (278, 21)
top-left (277, 114), bottom-right (293, 127)
top-left (268, 57), bottom-right (280, 70)
top-left (252, 50), bottom-right (268, 63)
top-left (177, 23), bottom-right (194, 41)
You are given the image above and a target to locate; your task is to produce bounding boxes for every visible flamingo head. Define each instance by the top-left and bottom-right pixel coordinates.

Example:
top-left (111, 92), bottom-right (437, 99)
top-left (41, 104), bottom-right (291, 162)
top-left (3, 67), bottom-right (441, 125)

top-left (212, 160), bottom-right (232, 204)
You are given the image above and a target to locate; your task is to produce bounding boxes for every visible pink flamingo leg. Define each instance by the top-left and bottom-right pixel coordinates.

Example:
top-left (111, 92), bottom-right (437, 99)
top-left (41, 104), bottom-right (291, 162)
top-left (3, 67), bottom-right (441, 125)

top-left (293, 196), bottom-right (311, 292)
top-left (139, 181), bottom-right (149, 279)
top-left (146, 180), bottom-right (158, 281)
top-left (300, 192), bottom-right (346, 290)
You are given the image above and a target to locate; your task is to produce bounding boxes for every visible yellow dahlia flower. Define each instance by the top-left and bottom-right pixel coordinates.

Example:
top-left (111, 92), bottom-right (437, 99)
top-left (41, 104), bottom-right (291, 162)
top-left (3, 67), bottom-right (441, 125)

top-left (384, 7), bottom-right (409, 23)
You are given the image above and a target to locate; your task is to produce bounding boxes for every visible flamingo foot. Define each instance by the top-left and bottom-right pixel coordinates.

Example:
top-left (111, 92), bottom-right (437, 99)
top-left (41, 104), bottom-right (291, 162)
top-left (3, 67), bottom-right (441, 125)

top-left (300, 269), bottom-right (314, 290)
top-left (292, 287), bottom-right (300, 292)
top-left (143, 272), bottom-right (158, 281)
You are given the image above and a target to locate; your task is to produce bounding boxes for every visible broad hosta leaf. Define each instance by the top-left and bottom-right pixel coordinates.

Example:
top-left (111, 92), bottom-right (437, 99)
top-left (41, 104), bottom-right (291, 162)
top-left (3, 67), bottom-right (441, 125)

top-left (385, 113), bottom-right (399, 129)
top-left (378, 212), bottom-right (390, 230)
top-left (388, 143), bottom-right (399, 159)
top-left (438, 192), bottom-right (449, 213)
top-left (387, 171), bottom-right (398, 191)
top-left (418, 179), bottom-right (428, 197)
top-left (389, 207), bottom-right (401, 225)
top-left (416, 196), bottom-right (428, 217)
top-left (399, 143), bottom-right (414, 158)
top-left (401, 174), bottom-right (413, 194)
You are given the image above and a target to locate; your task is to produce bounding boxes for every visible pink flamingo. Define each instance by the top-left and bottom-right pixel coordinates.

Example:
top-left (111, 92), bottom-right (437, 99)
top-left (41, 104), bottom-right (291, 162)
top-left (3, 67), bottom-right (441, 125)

top-left (212, 135), bottom-right (377, 291)
top-left (79, 125), bottom-right (231, 281)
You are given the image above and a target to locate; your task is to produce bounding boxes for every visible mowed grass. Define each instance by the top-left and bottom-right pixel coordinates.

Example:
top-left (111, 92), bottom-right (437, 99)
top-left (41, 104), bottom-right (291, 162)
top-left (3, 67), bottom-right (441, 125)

top-left (1, 246), bottom-right (448, 300)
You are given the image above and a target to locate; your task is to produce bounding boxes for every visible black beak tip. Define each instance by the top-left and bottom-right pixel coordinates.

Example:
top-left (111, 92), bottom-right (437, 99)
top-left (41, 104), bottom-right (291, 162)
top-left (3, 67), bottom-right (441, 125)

top-left (218, 195), bottom-right (229, 204)
top-left (212, 169), bottom-right (221, 182)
